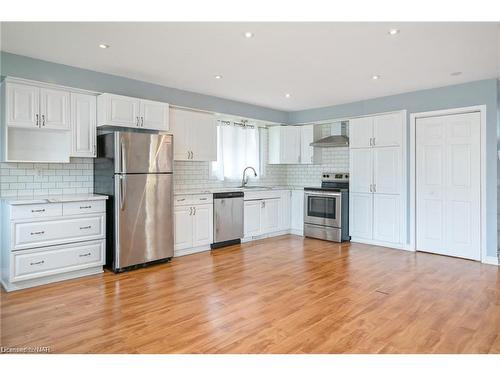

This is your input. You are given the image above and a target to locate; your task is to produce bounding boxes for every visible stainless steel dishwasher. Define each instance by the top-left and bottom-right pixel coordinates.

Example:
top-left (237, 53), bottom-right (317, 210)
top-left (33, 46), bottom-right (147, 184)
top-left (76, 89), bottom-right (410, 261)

top-left (211, 191), bottom-right (244, 249)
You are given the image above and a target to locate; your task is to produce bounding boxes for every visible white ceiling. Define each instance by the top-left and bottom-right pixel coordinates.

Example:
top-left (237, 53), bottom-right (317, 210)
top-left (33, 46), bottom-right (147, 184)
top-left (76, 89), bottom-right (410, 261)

top-left (1, 22), bottom-right (499, 111)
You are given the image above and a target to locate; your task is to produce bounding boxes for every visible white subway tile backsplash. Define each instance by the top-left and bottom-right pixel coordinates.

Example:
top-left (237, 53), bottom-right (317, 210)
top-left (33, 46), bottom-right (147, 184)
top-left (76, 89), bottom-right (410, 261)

top-left (0, 158), bottom-right (94, 197)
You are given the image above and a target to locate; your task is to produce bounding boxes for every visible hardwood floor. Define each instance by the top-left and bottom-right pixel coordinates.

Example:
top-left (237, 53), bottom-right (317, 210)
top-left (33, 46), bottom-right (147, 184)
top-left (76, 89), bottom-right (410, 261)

top-left (1, 235), bottom-right (499, 354)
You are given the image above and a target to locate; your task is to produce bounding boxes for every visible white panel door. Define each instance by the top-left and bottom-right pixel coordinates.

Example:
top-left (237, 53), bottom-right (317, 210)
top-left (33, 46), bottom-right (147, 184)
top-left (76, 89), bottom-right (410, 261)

top-left (416, 112), bottom-right (480, 260)
top-left (71, 93), bottom-right (96, 157)
top-left (6, 83), bottom-right (39, 128)
top-left (349, 193), bottom-right (373, 240)
top-left (373, 194), bottom-right (400, 243)
top-left (373, 113), bottom-right (403, 147)
top-left (191, 111), bottom-right (217, 161)
top-left (373, 147), bottom-right (401, 194)
top-left (140, 100), bottom-right (169, 131)
top-left (349, 117), bottom-right (373, 148)
top-left (281, 126), bottom-right (301, 164)
top-left (192, 204), bottom-right (213, 247)
top-left (109, 95), bottom-right (140, 128)
top-left (244, 200), bottom-right (262, 237)
top-left (262, 199), bottom-right (280, 234)
top-left (174, 206), bottom-right (193, 250)
top-left (350, 148), bottom-right (372, 193)
top-left (39, 88), bottom-right (70, 130)
top-left (300, 125), bottom-right (315, 164)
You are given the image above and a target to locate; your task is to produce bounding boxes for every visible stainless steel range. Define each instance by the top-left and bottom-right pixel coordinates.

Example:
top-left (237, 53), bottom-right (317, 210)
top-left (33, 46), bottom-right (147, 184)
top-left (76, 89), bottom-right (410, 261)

top-left (304, 173), bottom-right (350, 242)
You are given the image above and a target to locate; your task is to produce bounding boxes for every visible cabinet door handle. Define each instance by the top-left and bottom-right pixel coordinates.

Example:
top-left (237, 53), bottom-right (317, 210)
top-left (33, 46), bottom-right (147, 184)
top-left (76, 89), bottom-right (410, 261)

top-left (80, 205), bottom-right (92, 209)
top-left (189, 207), bottom-right (193, 216)
top-left (177, 198), bottom-right (186, 202)
top-left (372, 137), bottom-right (376, 146)
top-left (35, 114), bottom-right (40, 127)
top-left (136, 117), bottom-right (140, 127)
top-left (79, 225), bottom-right (91, 230)
top-left (373, 184), bottom-right (376, 192)
top-left (30, 260), bottom-right (45, 266)
top-left (187, 151), bottom-right (190, 160)
top-left (31, 208), bottom-right (45, 213)
top-left (79, 252), bottom-right (91, 257)
top-left (141, 117), bottom-right (144, 127)
top-left (41, 114), bottom-right (45, 127)
top-left (369, 184), bottom-right (373, 192)
top-left (193, 207), bottom-right (196, 215)
top-left (30, 231), bottom-right (45, 236)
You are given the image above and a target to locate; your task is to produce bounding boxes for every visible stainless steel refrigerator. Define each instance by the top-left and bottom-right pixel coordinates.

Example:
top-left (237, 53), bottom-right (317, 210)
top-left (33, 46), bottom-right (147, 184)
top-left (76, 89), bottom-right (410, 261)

top-left (94, 131), bottom-right (174, 272)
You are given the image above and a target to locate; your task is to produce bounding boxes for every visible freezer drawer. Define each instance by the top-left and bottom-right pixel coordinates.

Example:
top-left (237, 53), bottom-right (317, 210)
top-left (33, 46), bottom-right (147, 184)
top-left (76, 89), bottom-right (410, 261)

top-left (114, 173), bottom-right (173, 269)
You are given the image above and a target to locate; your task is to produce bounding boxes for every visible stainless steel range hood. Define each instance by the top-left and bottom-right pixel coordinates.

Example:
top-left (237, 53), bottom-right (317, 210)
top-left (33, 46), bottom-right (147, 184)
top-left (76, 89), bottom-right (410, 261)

top-left (310, 121), bottom-right (349, 148)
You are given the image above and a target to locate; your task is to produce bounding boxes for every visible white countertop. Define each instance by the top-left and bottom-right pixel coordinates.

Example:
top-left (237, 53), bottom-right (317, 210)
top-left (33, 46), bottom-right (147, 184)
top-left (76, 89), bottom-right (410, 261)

top-left (1, 194), bottom-right (109, 205)
top-left (174, 185), bottom-right (305, 196)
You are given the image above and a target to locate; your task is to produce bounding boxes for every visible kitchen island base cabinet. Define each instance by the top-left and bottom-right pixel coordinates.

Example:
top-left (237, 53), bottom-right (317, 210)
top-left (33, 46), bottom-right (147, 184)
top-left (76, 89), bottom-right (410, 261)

top-left (1, 196), bottom-right (107, 292)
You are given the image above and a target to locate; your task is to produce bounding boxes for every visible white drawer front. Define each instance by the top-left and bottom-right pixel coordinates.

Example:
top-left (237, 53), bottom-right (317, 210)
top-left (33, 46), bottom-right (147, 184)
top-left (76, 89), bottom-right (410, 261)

top-left (63, 200), bottom-right (106, 216)
top-left (11, 240), bottom-right (105, 282)
top-left (174, 194), bottom-right (213, 206)
top-left (11, 203), bottom-right (62, 220)
top-left (13, 214), bottom-right (105, 250)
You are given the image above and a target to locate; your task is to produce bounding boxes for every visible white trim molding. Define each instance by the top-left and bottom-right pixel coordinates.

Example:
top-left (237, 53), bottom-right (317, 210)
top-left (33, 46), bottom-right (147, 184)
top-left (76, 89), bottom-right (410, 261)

top-left (409, 105), bottom-right (491, 265)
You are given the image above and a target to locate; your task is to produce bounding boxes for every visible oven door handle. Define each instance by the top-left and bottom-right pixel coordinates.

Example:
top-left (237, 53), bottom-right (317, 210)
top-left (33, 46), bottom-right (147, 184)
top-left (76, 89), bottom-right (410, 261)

top-left (304, 192), bottom-right (342, 198)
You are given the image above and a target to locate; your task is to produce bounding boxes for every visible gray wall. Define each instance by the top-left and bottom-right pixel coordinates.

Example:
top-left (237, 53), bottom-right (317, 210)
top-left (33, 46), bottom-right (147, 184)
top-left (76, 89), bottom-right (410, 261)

top-left (0, 52), bottom-right (288, 124)
top-left (289, 79), bottom-right (499, 258)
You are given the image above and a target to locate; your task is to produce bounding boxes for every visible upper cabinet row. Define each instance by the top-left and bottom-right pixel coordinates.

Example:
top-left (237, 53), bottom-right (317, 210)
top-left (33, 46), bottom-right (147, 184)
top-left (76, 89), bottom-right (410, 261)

top-left (349, 112), bottom-right (403, 148)
top-left (268, 124), bottom-right (316, 165)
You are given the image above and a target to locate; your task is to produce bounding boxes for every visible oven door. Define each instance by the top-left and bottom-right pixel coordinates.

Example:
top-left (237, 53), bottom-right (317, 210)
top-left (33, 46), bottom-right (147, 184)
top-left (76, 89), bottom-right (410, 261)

top-left (304, 192), bottom-right (341, 227)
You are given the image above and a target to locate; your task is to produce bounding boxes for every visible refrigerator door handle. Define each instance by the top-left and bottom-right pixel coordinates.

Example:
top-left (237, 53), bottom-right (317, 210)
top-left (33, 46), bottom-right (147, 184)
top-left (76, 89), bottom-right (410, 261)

top-left (120, 139), bottom-right (127, 174)
top-left (119, 175), bottom-right (127, 210)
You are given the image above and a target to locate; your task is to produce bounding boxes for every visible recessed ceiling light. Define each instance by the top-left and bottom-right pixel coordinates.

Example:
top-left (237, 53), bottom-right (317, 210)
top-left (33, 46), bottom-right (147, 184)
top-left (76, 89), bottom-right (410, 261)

top-left (450, 71), bottom-right (462, 76)
top-left (99, 44), bottom-right (110, 49)
top-left (285, 93), bottom-right (291, 98)
top-left (214, 75), bottom-right (222, 79)
top-left (372, 75), bottom-right (380, 80)
top-left (388, 29), bottom-right (400, 36)
top-left (244, 32), bottom-right (254, 38)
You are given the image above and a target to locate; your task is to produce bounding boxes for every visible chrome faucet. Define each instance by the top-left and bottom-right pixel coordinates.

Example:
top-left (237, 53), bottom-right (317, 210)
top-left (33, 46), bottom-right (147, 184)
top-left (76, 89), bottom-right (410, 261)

top-left (241, 166), bottom-right (257, 187)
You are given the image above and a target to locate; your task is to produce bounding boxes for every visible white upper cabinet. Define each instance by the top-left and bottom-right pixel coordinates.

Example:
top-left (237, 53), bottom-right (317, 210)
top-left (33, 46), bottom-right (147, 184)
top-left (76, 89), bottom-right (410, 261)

top-left (71, 93), bottom-right (97, 158)
top-left (6, 83), bottom-right (39, 128)
top-left (97, 93), bottom-right (169, 131)
top-left (372, 112), bottom-right (403, 147)
top-left (349, 117), bottom-right (373, 148)
top-left (299, 124), bottom-right (315, 164)
top-left (140, 99), bottom-right (169, 131)
top-left (39, 88), bottom-right (70, 130)
top-left (169, 107), bottom-right (217, 161)
top-left (268, 125), bottom-right (301, 164)
top-left (6, 83), bottom-right (70, 130)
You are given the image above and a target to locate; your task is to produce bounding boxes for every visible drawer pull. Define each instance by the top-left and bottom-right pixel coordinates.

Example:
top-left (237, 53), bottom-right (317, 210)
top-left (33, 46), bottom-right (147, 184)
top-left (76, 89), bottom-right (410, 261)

top-left (30, 260), bottom-right (45, 266)
top-left (31, 209), bottom-right (46, 213)
top-left (199, 198), bottom-right (208, 201)
top-left (79, 205), bottom-right (92, 209)
top-left (79, 252), bottom-right (91, 257)
top-left (177, 198), bottom-right (186, 202)
top-left (79, 225), bottom-right (92, 230)
top-left (30, 231), bottom-right (45, 236)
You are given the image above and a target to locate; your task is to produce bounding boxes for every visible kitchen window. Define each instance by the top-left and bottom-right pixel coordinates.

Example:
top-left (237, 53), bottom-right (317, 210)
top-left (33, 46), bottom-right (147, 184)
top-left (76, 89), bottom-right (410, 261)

top-left (211, 121), bottom-right (261, 181)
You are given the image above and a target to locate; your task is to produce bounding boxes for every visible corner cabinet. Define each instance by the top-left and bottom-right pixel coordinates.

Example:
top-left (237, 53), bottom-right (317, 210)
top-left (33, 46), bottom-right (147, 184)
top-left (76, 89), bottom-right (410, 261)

top-left (2, 78), bottom-right (99, 163)
top-left (268, 125), bottom-right (317, 165)
top-left (349, 111), bottom-right (406, 248)
top-left (169, 107), bottom-right (217, 161)
top-left (97, 93), bottom-right (169, 131)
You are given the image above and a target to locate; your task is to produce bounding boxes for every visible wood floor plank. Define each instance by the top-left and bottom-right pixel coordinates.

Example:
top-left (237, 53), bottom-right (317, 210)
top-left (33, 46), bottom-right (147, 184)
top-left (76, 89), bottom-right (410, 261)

top-left (1, 235), bottom-right (499, 353)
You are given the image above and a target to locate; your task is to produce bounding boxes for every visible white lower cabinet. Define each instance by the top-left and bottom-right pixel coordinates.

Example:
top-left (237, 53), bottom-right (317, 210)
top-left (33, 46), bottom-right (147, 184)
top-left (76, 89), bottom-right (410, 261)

top-left (173, 196), bottom-right (213, 256)
top-left (290, 190), bottom-right (304, 234)
top-left (349, 193), bottom-right (373, 240)
top-left (244, 200), bottom-right (262, 237)
top-left (261, 198), bottom-right (280, 233)
top-left (1, 197), bottom-right (107, 292)
top-left (244, 192), bottom-right (288, 239)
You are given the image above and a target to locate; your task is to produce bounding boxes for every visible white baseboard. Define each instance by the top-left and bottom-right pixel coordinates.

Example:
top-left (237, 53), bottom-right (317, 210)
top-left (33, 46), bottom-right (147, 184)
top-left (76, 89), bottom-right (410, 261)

top-left (174, 245), bottom-right (211, 257)
top-left (350, 237), bottom-right (411, 251)
top-left (482, 256), bottom-right (499, 266)
top-left (1, 266), bottom-right (103, 292)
